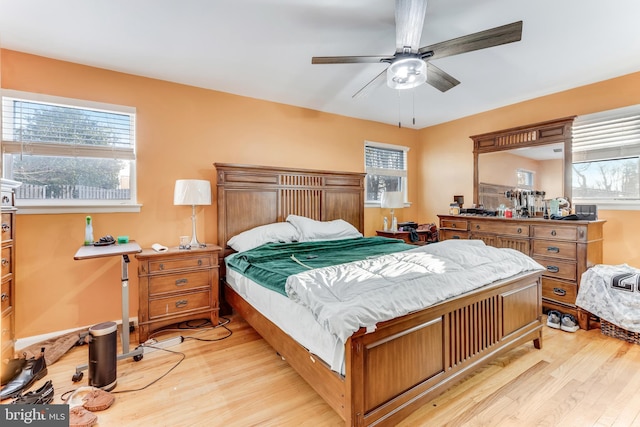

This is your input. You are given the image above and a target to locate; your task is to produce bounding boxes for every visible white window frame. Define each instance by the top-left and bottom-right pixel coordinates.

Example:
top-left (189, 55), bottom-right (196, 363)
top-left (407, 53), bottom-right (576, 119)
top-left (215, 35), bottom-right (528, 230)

top-left (1, 89), bottom-right (140, 214)
top-left (572, 104), bottom-right (640, 211)
top-left (364, 140), bottom-right (410, 207)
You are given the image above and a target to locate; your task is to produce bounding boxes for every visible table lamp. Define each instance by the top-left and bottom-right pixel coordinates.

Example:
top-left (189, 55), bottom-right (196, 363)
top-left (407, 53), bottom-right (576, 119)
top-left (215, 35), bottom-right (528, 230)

top-left (174, 179), bottom-right (211, 248)
top-left (381, 191), bottom-right (404, 232)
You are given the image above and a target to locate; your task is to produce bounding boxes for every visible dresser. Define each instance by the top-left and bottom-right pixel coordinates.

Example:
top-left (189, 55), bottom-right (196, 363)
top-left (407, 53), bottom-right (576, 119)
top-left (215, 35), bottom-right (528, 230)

top-left (1, 179), bottom-right (20, 361)
top-left (136, 244), bottom-right (222, 342)
top-left (438, 215), bottom-right (605, 329)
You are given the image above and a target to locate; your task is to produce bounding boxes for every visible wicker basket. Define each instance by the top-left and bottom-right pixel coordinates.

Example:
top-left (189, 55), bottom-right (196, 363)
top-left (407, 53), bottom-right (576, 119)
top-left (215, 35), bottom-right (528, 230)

top-left (601, 319), bottom-right (640, 344)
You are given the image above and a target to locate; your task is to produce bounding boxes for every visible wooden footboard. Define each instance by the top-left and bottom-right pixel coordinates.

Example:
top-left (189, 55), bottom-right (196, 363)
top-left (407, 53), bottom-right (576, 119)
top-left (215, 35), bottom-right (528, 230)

top-left (225, 270), bottom-right (542, 426)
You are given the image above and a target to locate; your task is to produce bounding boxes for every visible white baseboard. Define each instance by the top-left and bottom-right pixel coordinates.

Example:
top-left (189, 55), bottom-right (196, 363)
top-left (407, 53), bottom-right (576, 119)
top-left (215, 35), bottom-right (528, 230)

top-left (15, 317), bottom-right (138, 351)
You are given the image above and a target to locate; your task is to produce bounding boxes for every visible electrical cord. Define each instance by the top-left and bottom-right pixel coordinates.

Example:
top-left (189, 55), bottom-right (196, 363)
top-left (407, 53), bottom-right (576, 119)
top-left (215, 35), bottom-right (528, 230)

top-left (147, 316), bottom-right (233, 342)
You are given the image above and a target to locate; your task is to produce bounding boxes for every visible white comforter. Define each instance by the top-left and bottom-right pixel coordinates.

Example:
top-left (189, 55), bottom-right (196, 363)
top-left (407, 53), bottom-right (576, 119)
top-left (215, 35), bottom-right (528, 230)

top-left (285, 239), bottom-right (544, 342)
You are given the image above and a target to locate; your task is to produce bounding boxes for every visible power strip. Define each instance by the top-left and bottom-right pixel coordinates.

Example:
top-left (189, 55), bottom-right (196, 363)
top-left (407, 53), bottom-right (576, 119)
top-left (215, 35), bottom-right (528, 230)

top-left (140, 336), bottom-right (184, 355)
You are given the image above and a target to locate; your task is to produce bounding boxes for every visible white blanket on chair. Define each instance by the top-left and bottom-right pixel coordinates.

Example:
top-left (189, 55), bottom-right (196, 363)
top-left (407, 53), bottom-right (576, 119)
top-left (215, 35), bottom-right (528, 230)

top-left (576, 264), bottom-right (640, 333)
top-left (285, 239), bottom-right (544, 341)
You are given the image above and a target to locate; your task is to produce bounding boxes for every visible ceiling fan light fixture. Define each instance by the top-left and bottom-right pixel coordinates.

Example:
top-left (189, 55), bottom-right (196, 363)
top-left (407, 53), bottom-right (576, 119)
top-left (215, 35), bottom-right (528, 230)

top-left (387, 57), bottom-right (427, 90)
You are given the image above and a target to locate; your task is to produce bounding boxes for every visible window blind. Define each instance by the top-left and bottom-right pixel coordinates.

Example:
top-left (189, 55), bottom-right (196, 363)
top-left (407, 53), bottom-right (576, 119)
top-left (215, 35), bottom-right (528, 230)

top-left (2, 93), bottom-right (135, 160)
top-left (573, 104), bottom-right (640, 162)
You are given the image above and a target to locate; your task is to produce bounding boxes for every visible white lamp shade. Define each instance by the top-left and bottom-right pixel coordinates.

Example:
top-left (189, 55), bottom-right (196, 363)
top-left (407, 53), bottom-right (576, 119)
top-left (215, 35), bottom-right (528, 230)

top-left (174, 179), bottom-right (212, 205)
top-left (380, 191), bottom-right (404, 209)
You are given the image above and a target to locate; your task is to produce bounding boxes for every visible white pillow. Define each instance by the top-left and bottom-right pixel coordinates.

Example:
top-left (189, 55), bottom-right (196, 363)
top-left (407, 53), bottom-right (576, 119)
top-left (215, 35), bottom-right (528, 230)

top-left (227, 222), bottom-right (299, 252)
top-left (286, 214), bottom-right (363, 242)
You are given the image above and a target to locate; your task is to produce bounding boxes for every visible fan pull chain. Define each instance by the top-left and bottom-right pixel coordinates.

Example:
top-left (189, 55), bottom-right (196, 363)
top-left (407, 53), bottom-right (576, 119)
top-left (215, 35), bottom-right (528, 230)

top-left (397, 90), bottom-right (402, 128)
top-left (412, 89), bottom-right (416, 126)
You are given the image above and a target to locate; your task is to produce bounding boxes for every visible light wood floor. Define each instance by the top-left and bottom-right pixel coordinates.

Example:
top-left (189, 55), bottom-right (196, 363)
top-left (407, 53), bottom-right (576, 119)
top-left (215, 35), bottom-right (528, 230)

top-left (4, 314), bottom-right (640, 426)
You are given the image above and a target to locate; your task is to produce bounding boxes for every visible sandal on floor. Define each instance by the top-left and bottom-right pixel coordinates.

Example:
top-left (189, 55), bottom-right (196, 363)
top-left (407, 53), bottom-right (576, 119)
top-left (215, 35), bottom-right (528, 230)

top-left (561, 313), bottom-right (580, 333)
top-left (67, 386), bottom-right (115, 412)
top-left (69, 406), bottom-right (97, 427)
top-left (11, 380), bottom-right (54, 404)
top-left (546, 310), bottom-right (562, 329)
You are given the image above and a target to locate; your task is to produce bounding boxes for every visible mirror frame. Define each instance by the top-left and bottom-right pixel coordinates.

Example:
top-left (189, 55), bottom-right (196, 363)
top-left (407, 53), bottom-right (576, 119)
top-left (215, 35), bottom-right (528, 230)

top-left (471, 116), bottom-right (576, 207)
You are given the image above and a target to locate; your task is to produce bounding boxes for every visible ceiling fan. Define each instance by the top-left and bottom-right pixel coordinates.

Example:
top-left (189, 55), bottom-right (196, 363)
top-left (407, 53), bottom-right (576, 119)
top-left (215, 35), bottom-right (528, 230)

top-left (312, 0), bottom-right (523, 97)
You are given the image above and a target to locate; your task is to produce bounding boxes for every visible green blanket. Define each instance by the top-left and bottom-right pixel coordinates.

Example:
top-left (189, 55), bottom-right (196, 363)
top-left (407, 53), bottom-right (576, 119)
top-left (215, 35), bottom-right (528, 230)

top-left (226, 236), bottom-right (415, 296)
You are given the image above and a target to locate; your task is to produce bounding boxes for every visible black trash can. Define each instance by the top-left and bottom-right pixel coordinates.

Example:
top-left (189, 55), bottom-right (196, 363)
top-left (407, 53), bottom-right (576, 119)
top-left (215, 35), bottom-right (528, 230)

top-left (88, 321), bottom-right (117, 391)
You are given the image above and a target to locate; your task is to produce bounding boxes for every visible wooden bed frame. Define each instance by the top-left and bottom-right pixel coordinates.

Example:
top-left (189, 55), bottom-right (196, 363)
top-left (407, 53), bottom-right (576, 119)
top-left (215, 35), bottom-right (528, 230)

top-left (215, 163), bottom-right (543, 426)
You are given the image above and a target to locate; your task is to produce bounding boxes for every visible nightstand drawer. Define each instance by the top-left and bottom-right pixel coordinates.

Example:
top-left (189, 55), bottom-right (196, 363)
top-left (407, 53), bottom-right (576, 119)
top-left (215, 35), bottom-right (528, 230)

top-left (440, 229), bottom-right (468, 240)
top-left (1, 311), bottom-right (13, 341)
top-left (149, 270), bottom-right (210, 295)
top-left (149, 291), bottom-right (211, 319)
top-left (531, 240), bottom-right (576, 260)
top-left (1, 279), bottom-right (12, 313)
top-left (1, 246), bottom-right (12, 278)
top-left (148, 254), bottom-right (213, 273)
top-left (1, 213), bottom-right (14, 242)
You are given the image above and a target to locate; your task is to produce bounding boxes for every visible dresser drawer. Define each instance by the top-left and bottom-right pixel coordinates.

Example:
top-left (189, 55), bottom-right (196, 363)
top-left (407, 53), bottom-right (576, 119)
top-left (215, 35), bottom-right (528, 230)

top-left (533, 257), bottom-right (576, 281)
top-left (149, 270), bottom-right (210, 296)
top-left (148, 254), bottom-right (214, 274)
top-left (1, 246), bottom-right (12, 278)
top-left (149, 291), bottom-right (211, 319)
top-left (531, 240), bottom-right (577, 260)
top-left (1, 191), bottom-right (13, 208)
top-left (542, 278), bottom-right (577, 306)
top-left (440, 219), bottom-right (468, 230)
top-left (1, 311), bottom-right (14, 342)
top-left (1, 279), bottom-right (12, 313)
top-left (440, 229), bottom-right (468, 240)
top-left (469, 221), bottom-right (529, 237)
top-left (1, 213), bottom-right (14, 242)
top-left (531, 225), bottom-right (577, 241)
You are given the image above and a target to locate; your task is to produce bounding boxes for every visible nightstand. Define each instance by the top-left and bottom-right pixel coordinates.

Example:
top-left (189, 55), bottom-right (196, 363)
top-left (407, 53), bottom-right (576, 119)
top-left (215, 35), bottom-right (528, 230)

top-left (376, 230), bottom-right (429, 245)
top-left (135, 244), bottom-right (221, 343)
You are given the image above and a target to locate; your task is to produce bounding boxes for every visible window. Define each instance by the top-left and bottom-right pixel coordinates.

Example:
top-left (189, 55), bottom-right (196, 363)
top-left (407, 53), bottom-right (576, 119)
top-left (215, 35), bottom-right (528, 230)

top-left (572, 104), bottom-right (640, 208)
top-left (1, 90), bottom-right (138, 213)
top-left (364, 141), bottom-right (409, 205)
top-left (517, 169), bottom-right (535, 189)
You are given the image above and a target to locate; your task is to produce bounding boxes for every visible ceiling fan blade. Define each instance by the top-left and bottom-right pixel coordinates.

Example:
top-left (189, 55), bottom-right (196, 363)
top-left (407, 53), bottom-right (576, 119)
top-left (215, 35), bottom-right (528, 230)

top-left (352, 68), bottom-right (388, 98)
top-left (312, 55), bottom-right (392, 64)
top-left (426, 63), bottom-right (460, 92)
top-left (395, 0), bottom-right (428, 53)
top-left (418, 21), bottom-right (523, 60)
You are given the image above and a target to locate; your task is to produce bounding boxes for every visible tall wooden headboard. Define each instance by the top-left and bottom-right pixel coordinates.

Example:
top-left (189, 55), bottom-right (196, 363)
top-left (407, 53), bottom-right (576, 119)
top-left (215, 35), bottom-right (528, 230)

top-left (214, 163), bottom-right (365, 248)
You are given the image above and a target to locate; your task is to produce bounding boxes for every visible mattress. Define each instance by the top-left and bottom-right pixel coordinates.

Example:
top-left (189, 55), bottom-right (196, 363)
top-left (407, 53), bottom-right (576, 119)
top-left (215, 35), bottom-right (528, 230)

top-left (225, 267), bottom-right (346, 374)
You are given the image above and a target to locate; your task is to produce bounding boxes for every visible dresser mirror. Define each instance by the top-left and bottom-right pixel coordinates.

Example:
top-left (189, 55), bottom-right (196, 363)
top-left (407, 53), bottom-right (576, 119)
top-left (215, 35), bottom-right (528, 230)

top-left (471, 117), bottom-right (575, 212)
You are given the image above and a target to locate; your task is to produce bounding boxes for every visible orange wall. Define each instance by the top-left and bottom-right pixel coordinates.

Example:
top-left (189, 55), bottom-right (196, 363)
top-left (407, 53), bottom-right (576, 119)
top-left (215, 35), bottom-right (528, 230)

top-left (417, 71), bottom-right (640, 268)
top-left (4, 48), bottom-right (640, 339)
top-left (2, 50), bottom-right (421, 337)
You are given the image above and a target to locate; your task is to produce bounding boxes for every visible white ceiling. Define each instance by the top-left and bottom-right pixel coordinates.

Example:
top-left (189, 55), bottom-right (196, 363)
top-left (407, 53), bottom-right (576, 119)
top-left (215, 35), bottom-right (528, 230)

top-left (2, 0), bottom-right (640, 129)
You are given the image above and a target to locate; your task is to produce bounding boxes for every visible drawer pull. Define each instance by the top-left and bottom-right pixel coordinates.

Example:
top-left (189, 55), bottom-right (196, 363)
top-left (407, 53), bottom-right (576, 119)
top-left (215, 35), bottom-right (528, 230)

top-left (1, 258), bottom-right (8, 266)
top-left (551, 230), bottom-right (557, 236)
top-left (475, 224), bottom-right (480, 230)
top-left (452, 224), bottom-right (456, 228)
top-left (175, 278), bottom-right (188, 286)
top-left (175, 299), bottom-right (188, 308)
top-left (159, 263), bottom-right (164, 270)
top-left (2, 195), bottom-right (9, 204)
top-left (452, 235), bottom-right (460, 239)
top-left (546, 246), bottom-right (560, 253)
top-left (546, 265), bottom-right (560, 273)
top-left (1, 223), bottom-right (9, 232)
top-left (198, 259), bottom-right (202, 266)
top-left (517, 227), bottom-right (522, 234)
top-left (553, 287), bottom-right (567, 297)
top-left (1, 293), bottom-right (7, 302)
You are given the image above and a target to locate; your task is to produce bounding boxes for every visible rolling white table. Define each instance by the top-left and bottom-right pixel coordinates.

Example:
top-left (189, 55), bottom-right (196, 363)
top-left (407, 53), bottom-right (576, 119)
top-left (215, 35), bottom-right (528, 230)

top-left (72, 242), bottom-right (143, 381)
